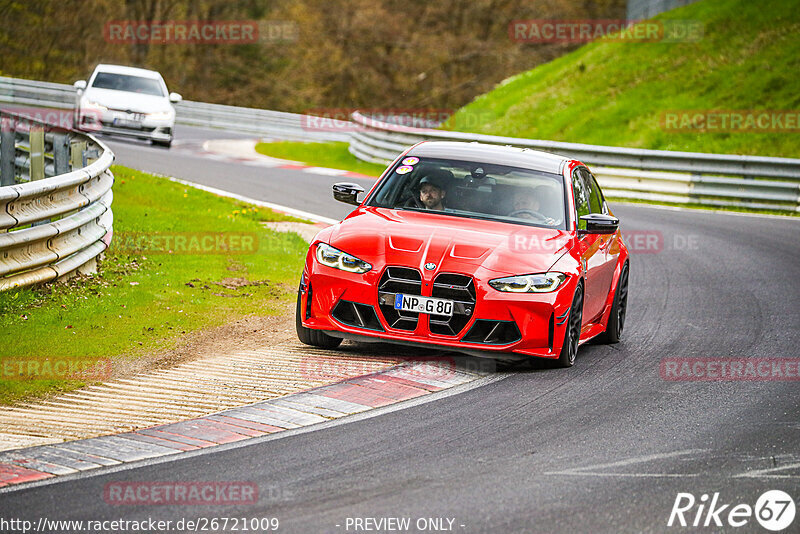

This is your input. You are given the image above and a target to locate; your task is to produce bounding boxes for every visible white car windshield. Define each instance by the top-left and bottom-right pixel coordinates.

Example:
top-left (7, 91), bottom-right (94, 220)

top-left (91, 72), bottom-right (165, 97)
top-left (367, 157), bottom-right (567, 229)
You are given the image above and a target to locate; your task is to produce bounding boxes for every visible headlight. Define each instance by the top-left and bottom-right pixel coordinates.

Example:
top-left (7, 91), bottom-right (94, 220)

top-left (315, 243), bottom-right (371, 274)
top-left (489, 272), bottom-right (567, 293)
top-left (83, 100), bottom-right (108, 111)
top-left (147, 110), bottom-right (173, 120)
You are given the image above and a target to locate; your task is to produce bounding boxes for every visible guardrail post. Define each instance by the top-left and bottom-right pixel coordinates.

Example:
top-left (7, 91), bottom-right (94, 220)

top-left (84, 147), bottom-right (100, 166)
top-left (29, 127), bottom-right (45, 181)
top-left (688, 173), bottom-right (701, 205)
top-left (30, 127), bottom-right (53, 227)
top-left (70, 140), bottom-right (86, 171)
top-left (53, 134), bottom-right (69, 175)
top-left (0, 121), bottom-right (14, 186)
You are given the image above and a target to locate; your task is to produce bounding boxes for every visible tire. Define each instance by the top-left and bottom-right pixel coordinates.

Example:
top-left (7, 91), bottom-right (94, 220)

top-left (557, 283), bottom-right (584, 368)
top-left (599, 262), bottom-right (629, 344)
top-left (295, 289), bottom-right (343, 349)
top-left (151, 139), bottom-right (172, 148)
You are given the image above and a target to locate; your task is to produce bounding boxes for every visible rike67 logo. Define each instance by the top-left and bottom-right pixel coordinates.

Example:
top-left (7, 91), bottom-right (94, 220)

top-left (668, 490), bottom-right (795, 531)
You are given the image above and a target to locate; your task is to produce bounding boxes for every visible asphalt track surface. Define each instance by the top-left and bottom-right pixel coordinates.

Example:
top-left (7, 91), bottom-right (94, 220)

top-left (2, 126), bottom-right (799, 533)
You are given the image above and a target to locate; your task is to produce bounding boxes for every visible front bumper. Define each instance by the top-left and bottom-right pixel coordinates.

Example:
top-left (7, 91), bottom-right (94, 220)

top-left (77, 109), bottom-right (173, 141)
top-left (300, 261), bottom-right (577, 359)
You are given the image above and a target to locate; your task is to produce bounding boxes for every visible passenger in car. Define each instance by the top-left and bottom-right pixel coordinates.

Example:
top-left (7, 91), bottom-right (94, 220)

top-left (531, 184), bottom-right (564, 223)
top-left (506, 186), bottom-right (561, 225)
top-left (508, 188), bottom-right (542, 218)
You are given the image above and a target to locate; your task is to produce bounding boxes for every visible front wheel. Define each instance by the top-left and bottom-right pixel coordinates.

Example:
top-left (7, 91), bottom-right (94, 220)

top-left (151, 138), bottom-right (172, 148)
top-left (599, 262), bottom-right (629, 344)
top-left (295, 289), bottom-right (343, 349)
top-left (557, 283), bottom-right (583, 368)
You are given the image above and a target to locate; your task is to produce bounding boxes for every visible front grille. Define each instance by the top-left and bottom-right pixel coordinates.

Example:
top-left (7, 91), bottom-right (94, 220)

top-left (377, 267), bottom-right (422, 331)
top-left (430, 273), bottom-right (475, 336)
top-left (462, 320), bottom-right (521, 345)
top-left (332, 300), bottom-right (384, 331)
top-left (100, 121), bottom-right (156, 132)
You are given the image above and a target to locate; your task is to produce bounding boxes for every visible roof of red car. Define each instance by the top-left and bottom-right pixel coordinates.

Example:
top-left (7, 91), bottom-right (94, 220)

top-left (407, 141), bottom-right (569, 174)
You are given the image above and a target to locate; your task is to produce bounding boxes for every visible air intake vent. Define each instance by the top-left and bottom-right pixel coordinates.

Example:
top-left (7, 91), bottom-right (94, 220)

top-left (332, 300), bottom-right (384, 331)
top-left (462, 320), bottom-right (521, 345)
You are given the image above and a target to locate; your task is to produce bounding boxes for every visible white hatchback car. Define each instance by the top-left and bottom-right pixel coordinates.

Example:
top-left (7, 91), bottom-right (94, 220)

top-left (73, 64), bottom-right (181, 147)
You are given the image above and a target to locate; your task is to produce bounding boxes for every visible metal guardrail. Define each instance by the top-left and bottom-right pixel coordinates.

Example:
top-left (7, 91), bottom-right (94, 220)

top-left (0, 76), bottom-right (349, 143)
top-left (349, 112), bottom-right (800, 212)
top-left (0, 110), bottom-right (114, 291)
top-left (176, 100), bottom-right (349, 143)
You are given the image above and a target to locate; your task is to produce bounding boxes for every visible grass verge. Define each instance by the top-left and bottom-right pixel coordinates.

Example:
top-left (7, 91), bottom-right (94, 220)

top-left (255, 141), bottom-right (386, 177)
top-left (0, 165), bottom-right (309, 405)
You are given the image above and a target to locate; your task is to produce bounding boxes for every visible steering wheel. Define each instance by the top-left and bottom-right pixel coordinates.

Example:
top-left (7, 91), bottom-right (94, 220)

top-left (404, 195), bottom-right (424, 209)
top-left (508, 209), bottom-right (548, 222)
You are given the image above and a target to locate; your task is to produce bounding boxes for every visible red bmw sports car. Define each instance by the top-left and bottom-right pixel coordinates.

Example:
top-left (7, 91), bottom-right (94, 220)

top-left (296, 141), bottom-right (629, 367)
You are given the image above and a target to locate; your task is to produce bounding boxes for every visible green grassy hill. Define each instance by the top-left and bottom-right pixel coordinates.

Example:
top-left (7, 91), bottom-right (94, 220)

top-left (449, 0), bottom-right (800, 158)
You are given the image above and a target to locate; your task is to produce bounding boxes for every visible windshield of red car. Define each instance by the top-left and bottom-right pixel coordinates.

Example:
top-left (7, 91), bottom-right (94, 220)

top-left (366, 157), bottom-right (567, 229)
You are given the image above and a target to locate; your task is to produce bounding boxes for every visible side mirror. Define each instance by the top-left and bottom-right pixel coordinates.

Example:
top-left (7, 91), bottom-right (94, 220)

top-left (333, 182), bottom-right (365, 206)
top-left (169, 92), bottom-right (182, 103)
top-left (578, 213), bottom-right (619, 235)
top-left (73, 80), bottom-right (87, 91)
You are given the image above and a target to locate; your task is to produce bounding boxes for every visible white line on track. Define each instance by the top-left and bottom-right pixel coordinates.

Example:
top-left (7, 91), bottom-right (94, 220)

top-left (302, 167), bottom-right (349, 176)
top-left (543, 449), bottom-right (707, 478)
top-left (733, 461), bottom-right (800, 479)
top-left (162, 175), bottom-right (339, 225)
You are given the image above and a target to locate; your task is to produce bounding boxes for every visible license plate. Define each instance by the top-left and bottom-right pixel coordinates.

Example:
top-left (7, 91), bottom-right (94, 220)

top-left (394, 294), bottom-right (453, 317)
top-left (113, 115), bottom-right (143, 127)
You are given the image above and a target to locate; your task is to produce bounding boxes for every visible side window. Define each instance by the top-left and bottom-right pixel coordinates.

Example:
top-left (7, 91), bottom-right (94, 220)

top-left (590, 175), bottom-right (607, 214)
top-left (579, 168), bottom-right (604, 214)
top-left (571, 169), bottom-right (590, 229)
top-left (587, 173), bottom-right (606, 214)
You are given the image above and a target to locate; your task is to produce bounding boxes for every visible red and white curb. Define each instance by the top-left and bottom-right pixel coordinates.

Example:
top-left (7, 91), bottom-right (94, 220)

top-left (173, 138), bottom-right (376, 181)
top-left (0, 359), bottom-right (483, 489)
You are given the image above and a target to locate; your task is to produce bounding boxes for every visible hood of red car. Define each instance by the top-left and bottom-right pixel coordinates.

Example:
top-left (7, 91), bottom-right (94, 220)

top-left (326, 207), bottom-right (573, 277)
